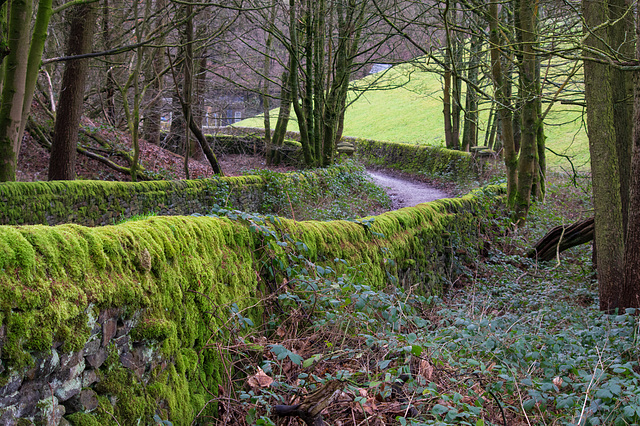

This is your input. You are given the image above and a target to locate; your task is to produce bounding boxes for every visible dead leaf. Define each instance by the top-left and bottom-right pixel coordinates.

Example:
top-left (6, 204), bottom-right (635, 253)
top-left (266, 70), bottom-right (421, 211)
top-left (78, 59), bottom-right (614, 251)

top-left (419, 359), bottom-right (434, 381)
top-left (247, 367), bottom-right (274, 389)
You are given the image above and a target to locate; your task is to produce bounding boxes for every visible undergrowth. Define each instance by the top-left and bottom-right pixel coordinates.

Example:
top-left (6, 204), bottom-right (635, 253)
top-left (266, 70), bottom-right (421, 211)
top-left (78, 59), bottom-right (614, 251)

top-left (195, 176), bottom-right (640, 426)
top-left (247, 160), bottom-right (392, 220)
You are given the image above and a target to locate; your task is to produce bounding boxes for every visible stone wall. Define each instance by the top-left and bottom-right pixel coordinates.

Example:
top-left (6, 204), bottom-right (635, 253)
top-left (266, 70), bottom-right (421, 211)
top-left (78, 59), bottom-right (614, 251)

top-left (0, 135), bottom-right (479, 227)
top-left (0, 176), bottom-right (265, 226)
top-left (0, 187), bottom-right (505, 425)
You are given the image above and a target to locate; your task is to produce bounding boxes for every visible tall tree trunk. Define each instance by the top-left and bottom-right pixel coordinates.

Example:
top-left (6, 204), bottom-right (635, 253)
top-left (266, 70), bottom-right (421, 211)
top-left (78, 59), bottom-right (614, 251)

top-left (262, 3), bottom-right (277, 163)
top-left (48, 3), bottom-right (97, 181)
top-left (443, 65), bottom-right (454, 149)
top-left (269, 69), bottom-right (292, 165)
top-left (313, 0), bottom-right (326, 166)
top-left (142, 0), bottom-right (166, 146)
top-left (0, 0), bottom-right (32, 181)
top-left (583, 0), bottom-right (625, 311)
top-left (620, 12), bottom-right (640, 309)
top-left (451, 26), bottom-right (463, 150)
top-left (609, 0), bottom-right (634, 239)
top-left (534, 55), bottom-right (546, 200)
top-left (490, 1), bottom-right (518, 204)
top-left (17, 0), bottom-right (54, 152)
top-left (462, 26), bottom-right (481, 152)
top-left (514, 0), bottom-right (538, 223)
top-left (289, 0), bottom-right (313, 166)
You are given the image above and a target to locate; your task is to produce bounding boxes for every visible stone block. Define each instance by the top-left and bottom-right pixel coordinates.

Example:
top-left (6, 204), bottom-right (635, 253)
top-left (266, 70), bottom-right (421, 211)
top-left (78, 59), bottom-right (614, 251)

top-left (54, 376), bottom-right (81, 403)
top-left (0, 372), bottom-right (23, 398)
top-left (83, 339), bottom-right (100, 357)
top-left (85, 348), bottom-right (107, 370)
top-left (102, 319), bottom-right (117, 347)
top-left (81, 369), bottom-right (99, 388)
top-left (63, 389), bottom-right (98, 414)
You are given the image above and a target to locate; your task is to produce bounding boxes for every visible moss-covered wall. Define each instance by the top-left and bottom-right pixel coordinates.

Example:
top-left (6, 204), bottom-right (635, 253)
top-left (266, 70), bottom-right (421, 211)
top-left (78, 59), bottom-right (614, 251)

top-left (0, 136), bottom-right (475, 227)
top-left (349, 137), bottom-right (476, 180)
top-left (0, 186), bottom-right (504, 425)
top-left (0, 176), bottom-right (265, 227)
top-left (211, 127), bottom-right (479, 180)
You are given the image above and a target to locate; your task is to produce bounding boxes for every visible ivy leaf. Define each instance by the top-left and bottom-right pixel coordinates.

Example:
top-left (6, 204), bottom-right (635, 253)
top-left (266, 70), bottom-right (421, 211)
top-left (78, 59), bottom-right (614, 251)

top-left (431, 404), bottom-right (449, 415)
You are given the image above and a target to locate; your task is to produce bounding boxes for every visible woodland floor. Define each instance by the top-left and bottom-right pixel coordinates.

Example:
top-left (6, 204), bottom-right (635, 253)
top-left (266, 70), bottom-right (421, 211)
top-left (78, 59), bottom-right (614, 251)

top-left (14, 125), bottom-right (619, 426)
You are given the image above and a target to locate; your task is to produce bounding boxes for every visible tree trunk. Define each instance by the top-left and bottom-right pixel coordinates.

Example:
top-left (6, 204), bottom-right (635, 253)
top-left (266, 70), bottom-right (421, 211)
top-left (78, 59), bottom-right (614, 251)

top-left (489, 1), bottom-right (518, 204)
top-left (443, 65), bottom-right (454, 149)
top-left (262, 3), bottom-right (277, 163)
top-left (270, 69), bottom-right (292, 165)
top-left (583, 0), bottom-right (625, 311)
top-left (17, 0), bottom-right (54, 153)
top-left (0, 0), bottom-right (32, 181)
top-left (142, 0), bottom-right (166, 146)
top-left (514, 0), bottom-right (539, 223)
top-left (609, 0), bottom-right (634, 239)
top-left (620, 16), bottom-right (640, 309)
top-left (288, 0), bottom-right (313, 166)
top-left (48, 3), bottom-right (97, 181)
top-left (462, 25), bottom-right (480, 152)
top-left (534, 56), bottom-right (546, 200)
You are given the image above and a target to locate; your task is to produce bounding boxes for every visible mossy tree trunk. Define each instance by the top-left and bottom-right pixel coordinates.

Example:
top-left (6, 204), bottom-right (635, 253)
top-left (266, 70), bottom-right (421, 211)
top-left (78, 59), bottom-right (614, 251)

top-left (0, 0), bottom-right (31, 182)
top-left (609, 0), bottom-right (634, 239)
top-left (48, 2), bottom-right (97, 181)
top-left (514, 0), bottom-right (539, 223)
top-left (620, 10), bottom-right (640, 309)
top-left (489, 1), bottom-right (518, 204)
top-left (534, 56), bottom-right (546, 201)
top-left (286, 0), bottom-right (363, 168)
top-left (462, 18), bottom-right (481, 152)
top-left (0, 0), bottom-right (52, 182)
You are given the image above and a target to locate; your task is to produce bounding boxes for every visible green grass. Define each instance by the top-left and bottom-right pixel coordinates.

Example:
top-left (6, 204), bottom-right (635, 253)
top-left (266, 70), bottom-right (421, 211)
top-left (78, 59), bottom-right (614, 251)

top-left (237, 62), bottom-right (589, 172)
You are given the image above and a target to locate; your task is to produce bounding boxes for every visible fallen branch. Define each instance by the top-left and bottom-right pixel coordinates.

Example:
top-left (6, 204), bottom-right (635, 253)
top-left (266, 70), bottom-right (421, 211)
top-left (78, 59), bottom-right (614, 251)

top-left (527, 217), bottom-right (594, 262)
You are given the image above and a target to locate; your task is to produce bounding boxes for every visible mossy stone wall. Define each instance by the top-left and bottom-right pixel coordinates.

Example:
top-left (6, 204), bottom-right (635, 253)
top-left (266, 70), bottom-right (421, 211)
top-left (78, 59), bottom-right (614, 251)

top-left (0, 136), bottom-right (499, 424)
top-left (0, 186), bottom-right (504, 425)
top-left (0, 136), bottom-right (475, 228)
top-left (0, 176), bottom-right (265, 226)
top-left (350, 137), bottom-right (476, 180)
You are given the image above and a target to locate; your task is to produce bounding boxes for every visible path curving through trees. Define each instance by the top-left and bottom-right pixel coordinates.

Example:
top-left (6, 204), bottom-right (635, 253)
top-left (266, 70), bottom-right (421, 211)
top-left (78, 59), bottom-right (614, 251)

top-left (367, 170), bottom-right (450, 210)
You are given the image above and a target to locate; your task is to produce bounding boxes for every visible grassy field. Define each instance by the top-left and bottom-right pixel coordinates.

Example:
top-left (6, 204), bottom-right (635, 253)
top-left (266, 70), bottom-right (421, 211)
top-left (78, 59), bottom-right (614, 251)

top-left (237, 62), bottom-right (589, 172)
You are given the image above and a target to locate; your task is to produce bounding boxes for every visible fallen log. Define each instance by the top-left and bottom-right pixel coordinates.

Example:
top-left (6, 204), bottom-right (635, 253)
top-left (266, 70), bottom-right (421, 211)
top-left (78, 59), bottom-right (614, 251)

top-left (274, 380), bottom-right (342, 426)
top-left (527, 217), bottom-right (594, 262)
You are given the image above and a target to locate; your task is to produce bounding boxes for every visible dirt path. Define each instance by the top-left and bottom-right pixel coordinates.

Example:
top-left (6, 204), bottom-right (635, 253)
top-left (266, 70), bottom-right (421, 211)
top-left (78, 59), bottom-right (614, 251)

top-left (368, 170), bottom-right (450, 209)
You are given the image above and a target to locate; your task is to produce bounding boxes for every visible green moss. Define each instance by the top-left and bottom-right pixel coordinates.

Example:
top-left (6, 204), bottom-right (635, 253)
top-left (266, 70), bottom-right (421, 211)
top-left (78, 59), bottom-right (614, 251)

top-left (66, 412), bottom-right (104, 426)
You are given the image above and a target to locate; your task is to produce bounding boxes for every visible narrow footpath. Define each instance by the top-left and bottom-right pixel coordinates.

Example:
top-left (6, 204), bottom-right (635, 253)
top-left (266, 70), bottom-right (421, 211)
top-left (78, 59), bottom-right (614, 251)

top-left (367, 170), bottom-right (450, 209)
